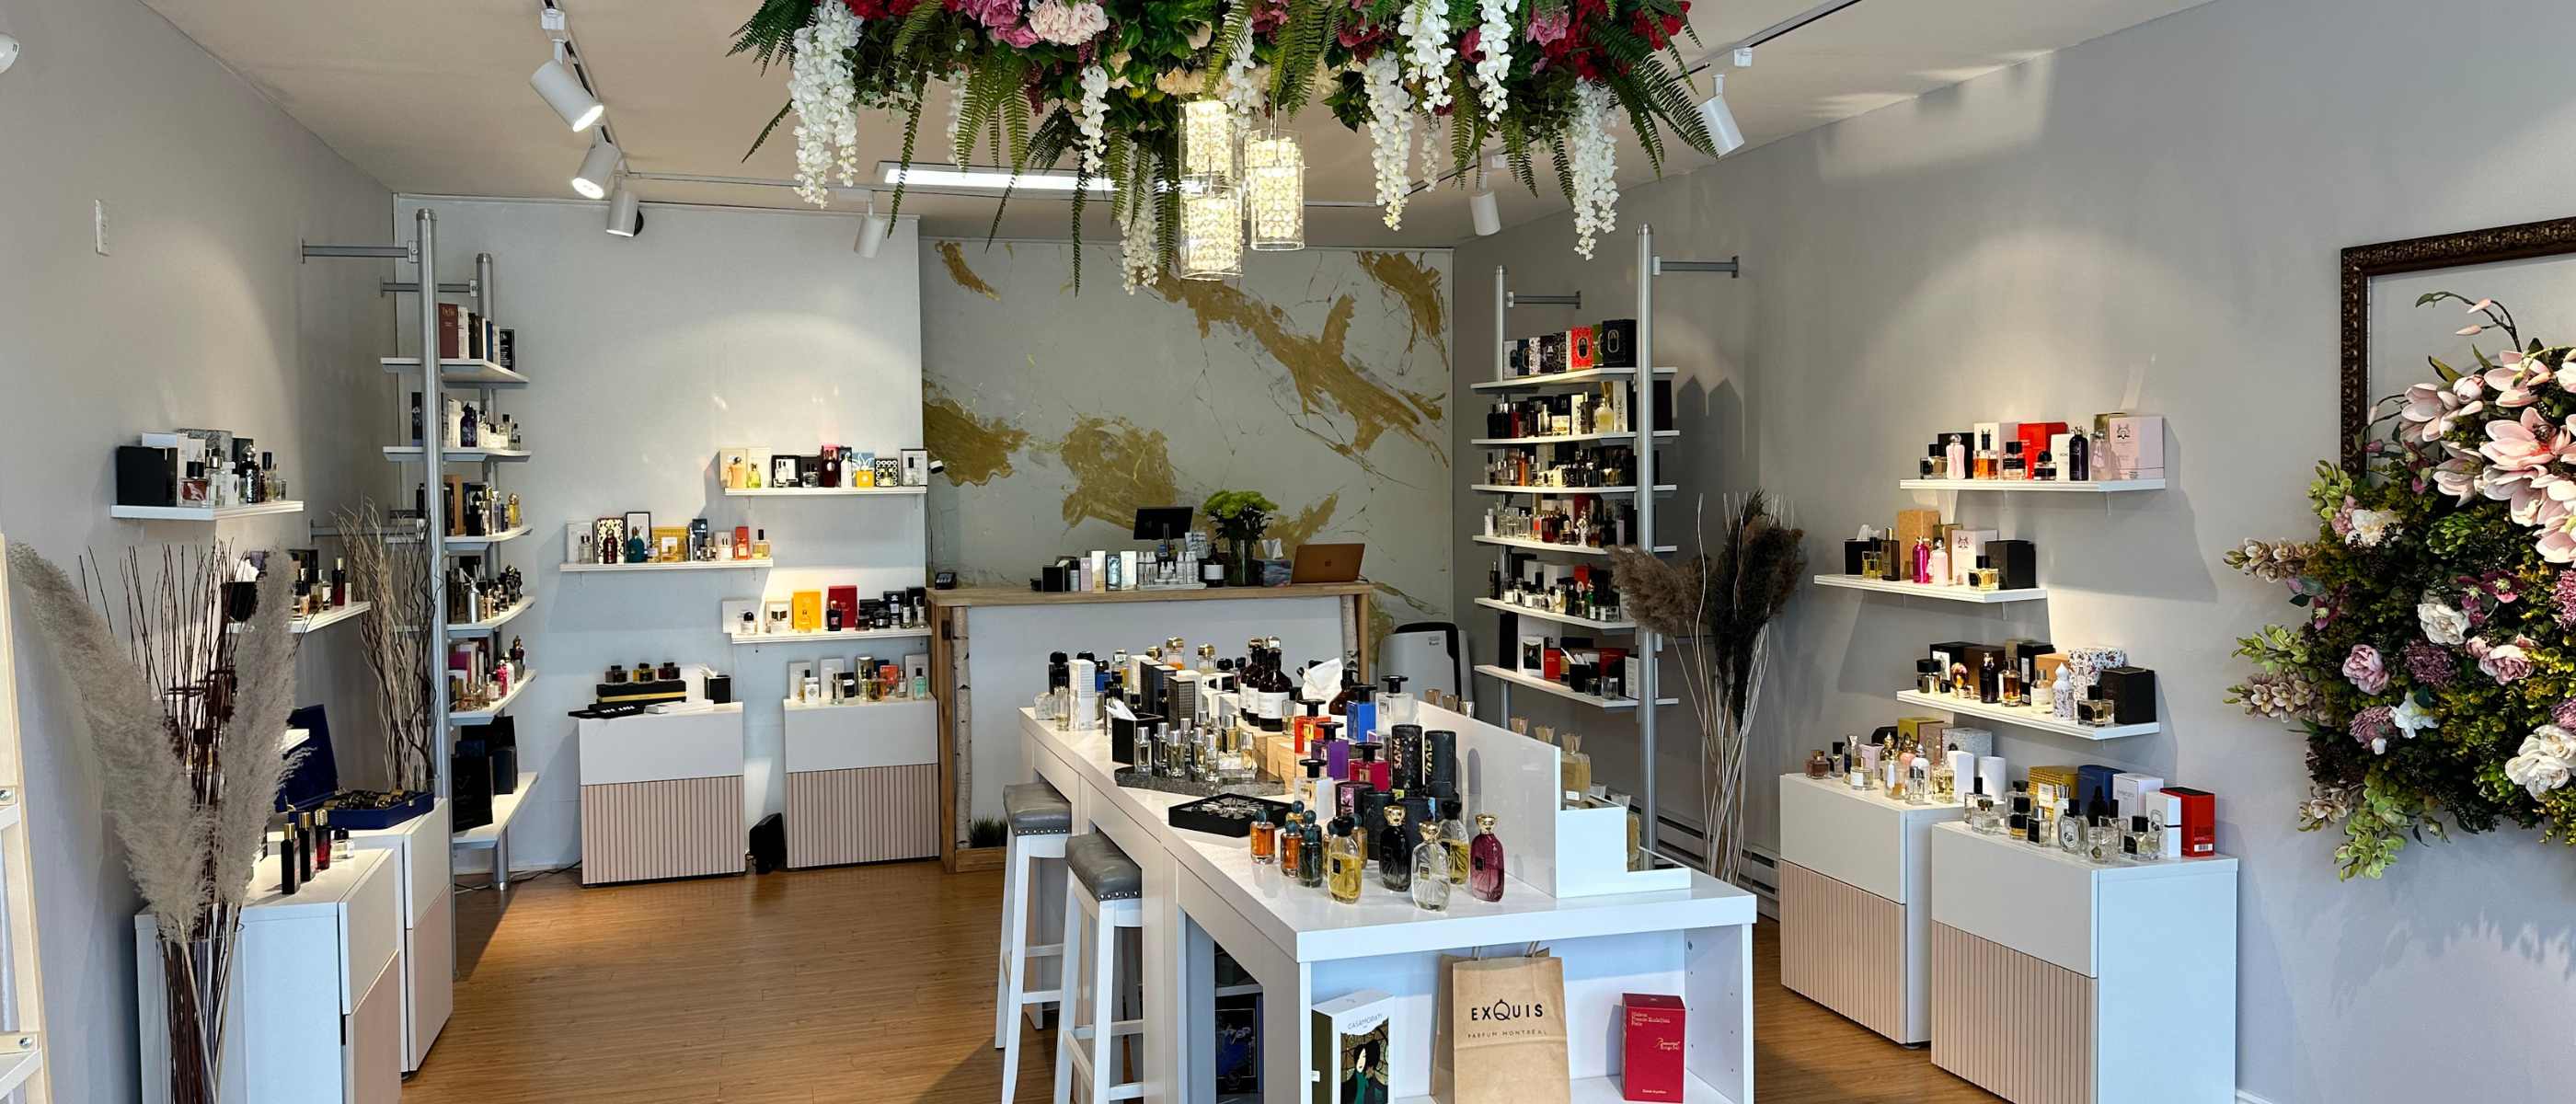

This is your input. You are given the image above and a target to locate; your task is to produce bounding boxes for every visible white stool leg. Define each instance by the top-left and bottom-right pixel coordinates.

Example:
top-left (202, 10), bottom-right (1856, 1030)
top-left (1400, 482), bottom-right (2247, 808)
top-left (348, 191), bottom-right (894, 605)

top-left (1089, 896), bottom-right (1119, 1104)
top-left (1052, 882), bottom-right (1087, 1104)
top-left (996, 830), bottom-right (1019, 1048)
top-left (998, 836), bottom-right (1030, 1100)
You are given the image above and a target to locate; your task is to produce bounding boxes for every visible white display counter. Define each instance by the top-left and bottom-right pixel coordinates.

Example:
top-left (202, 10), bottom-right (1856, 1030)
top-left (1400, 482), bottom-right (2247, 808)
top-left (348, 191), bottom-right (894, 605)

top-left (576, 704), bottom-right (747, 885)
top-left (1777, 773), bottom-right (1961, 1043)
top-left (1020, 704), bottom-right (1757, 1104)
top-left (344, 802), bottom-right (453, 1072)
top-left (781, 696), bottom-right (939, 867)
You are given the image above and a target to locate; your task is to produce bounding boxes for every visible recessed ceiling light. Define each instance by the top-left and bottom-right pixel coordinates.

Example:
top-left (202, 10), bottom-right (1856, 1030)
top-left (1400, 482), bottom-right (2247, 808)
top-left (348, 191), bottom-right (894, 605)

top-left (879, 163), bottom-right (1114, 192)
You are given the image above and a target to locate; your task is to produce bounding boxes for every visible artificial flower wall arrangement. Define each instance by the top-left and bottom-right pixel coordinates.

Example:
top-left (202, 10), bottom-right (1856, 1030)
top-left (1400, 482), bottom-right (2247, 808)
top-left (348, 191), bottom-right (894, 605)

top-left (2228, 294), bottom-right (2576, 879)
top-left (731, 0), bottom-right (1716, 288)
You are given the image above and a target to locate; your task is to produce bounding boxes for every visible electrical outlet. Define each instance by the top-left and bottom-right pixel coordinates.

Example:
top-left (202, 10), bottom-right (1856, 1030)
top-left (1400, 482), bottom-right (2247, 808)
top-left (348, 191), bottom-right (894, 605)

top-left (93, 200), bottom-right (108, 256)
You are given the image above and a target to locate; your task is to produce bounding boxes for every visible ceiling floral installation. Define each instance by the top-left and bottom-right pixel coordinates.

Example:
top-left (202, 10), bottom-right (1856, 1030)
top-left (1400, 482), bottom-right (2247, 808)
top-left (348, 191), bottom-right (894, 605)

top-left (733, 0), bottom-right (1713, 286)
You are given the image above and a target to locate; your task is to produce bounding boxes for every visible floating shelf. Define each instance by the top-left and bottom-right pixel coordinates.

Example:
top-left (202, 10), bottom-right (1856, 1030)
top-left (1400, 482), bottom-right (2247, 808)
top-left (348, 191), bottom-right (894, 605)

top-left (1471, 484), bottom-right (1678, 497)
top-left (782, 696), bottom-right (934, 712)
top-left (378, 357), bottom-right (528, 386)
top-left (1472, 535), bottom-right (1678, 558)
top-left (291, 601), bottom-right (372, 635)
top-left (1474, 663), bottom-right (1676, 710)
top-left (1812, 574), bottom-right (2045, 604)
top-left (383, 445), bottom-right (532, 464)
top-left (445, 598), bottom-right (531, 638)
top-left (430, 524), bottom-right (533, 553)
top-left (1472, 430), bottom-right (1683, 447)
top-left (729, 627), bottom-right (932, 645)
top-left (452, 770), bottom-right (537, 850)
top-left (561, 558), bottom-right (776, 574)
top-left (1468, 366), bottom-right (1679, 393)
top-left (723, 485), bottom-right (926, 497)
top-left (447, 672), bottom-right (530, 724)
top-left (1895, 689), bottom-right (2160, 741)
top-left (1897, 477), bottom-right (2163, 493)
top-left (1473, 596), bottom-right (1636, 632)
top-left (110, 500), bottom-right (304, 522)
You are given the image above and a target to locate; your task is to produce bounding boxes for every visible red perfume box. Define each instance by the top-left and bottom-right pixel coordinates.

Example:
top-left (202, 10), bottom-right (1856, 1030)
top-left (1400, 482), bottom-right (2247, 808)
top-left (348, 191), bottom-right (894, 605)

top-left (2163, 786), bottom-right (2216, 857)
top-left (1621, 992), bottom-right (1685, 1101)
top-left (1567, 326), bottom-right (1599, 370)
top-left (2017, 421), bottom-right (2069, 466)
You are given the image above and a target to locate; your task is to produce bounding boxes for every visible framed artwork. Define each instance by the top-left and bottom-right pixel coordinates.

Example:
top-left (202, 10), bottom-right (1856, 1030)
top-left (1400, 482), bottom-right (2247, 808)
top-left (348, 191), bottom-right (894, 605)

top-left (2340, 215), bottom-right (2576, 470)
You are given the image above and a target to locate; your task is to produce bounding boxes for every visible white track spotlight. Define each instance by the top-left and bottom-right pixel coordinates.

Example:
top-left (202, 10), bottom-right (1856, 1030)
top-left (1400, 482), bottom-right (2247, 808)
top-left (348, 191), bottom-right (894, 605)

top-left (531, 58), bottom-right (604, 132)
top-left (0, 35), bottom-right (21, 75)
top-left (1470, 190), bottom-right (1501, 236)
top-left (604, 184), bottom-right (642, 236)
top-left (571, 135), bottom-right (620, 200)
top-left (854, 194), bottom-right (891, 259)
top-left (1697, 73), bottom-right (1747, 157)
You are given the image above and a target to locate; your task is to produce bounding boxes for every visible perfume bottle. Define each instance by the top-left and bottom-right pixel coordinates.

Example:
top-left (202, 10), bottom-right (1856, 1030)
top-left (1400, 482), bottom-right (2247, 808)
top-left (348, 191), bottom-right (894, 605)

top-left (1972, 431), bottom-right (1998, 479)
top-left (2002, 440), bottom-right (2027, 479)
top-left (1916, 659), bottom-right (1942, 695)
top-left (2124, 814), bottom-right (2162, 863)
top-left (1912, 538), bottom-right (1933, 584)
top-left (1926, 540), bottom-right (1949, 588)
top-left (1467, 813), bottom-right (1506, 903)
top-left (313, 810), bottom-right (332, 872)
top-left (1905, 758), bottom-right (1931, 806)
top-left (2082, 686), bottom-right (2117, 727)
top-left (1378, 807), bottom-right (1412, 891)
top-left (2007, 781), bottom-right (2032, 836)
top-left (1410, 821), bottom-right (1453, 911)
top-left (331, 558), bottom-right (349, 607)
top-left (1970, 555), bottom-right (2000, 592)
top-left (1925, 443), bottom-right (1946, 479)
top-left (1979, 652), bottom-right (2001, 704)
top-left (2002, 661), bottom-right (2024, 707)
top-left (1250, 808), bottom-right (1278, 865)
top-left (2034, 449), bottom-right (2056, 481)
top-left (2084, 799), bottom-right (2120, 863)
top-left (2052, 667), bottom-right (2075, 719)
top-left (1298, 822), bottom-right (1326, 887)
top-left (1945, 433), bottom-right (1970, 480)
top-left (1965, 778), bottom-right (2002, 834)
top-left (1441, 799), bottom-right (1472, 886)
top-left (1327, 822), bottom-right (1365, 903)
top-left (1930, 749), bottom-right (1956, 801)
top-left (1805, 749), bottom-right (1831, 778)
top-left (2055, 799), bottom-right (2086, 854)
top-left (1280, 810), bottom-right (1305, 873)
top-left (2068, 431), bottom-right (2091, 481)
top-left (753, 529), bottom-right (772, 559)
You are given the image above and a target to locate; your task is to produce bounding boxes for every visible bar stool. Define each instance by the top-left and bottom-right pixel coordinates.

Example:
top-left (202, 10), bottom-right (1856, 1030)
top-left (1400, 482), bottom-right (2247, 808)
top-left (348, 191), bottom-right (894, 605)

top-left (995, 781), bottom-right (1073, 1103)
top-left (1053, 833), bottom-right (1144, 1104)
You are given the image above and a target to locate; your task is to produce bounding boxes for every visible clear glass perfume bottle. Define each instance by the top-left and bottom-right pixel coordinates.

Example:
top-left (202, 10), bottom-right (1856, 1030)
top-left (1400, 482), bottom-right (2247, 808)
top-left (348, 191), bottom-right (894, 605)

top-left (1441, 799), bottom-right (1472, 886)
top-left (1930, 750), bottom-right (1957, 802)
top-left (1468, 813), bottom-right (1506, 902)
top-left (2055, 800), bottom-right (2086, 854)
top-left (2125, 814), bottom-right (2162, 863)
top-left (1973, 431), bottom-right (1998, 479)
top-left (1327, 823), bottom-right (1365, 903)
top-left (1410, 821), bottom-right (1452, 911)
top-left (1379, 807), bottom-right (1412, 891)
top-left (2085, 800), bottom-right (2120, 864)
top-left (1965, 778), bottom-right (2002, 834)
top-left (1905, 759), bottom-right (1932, 806)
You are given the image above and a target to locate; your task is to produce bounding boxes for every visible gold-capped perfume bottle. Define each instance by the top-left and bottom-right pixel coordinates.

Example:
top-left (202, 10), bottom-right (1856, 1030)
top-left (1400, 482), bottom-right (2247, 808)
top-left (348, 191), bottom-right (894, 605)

top-left (1410, 821), bottom-right (1452, 911)
top-left (1327, 824), bottom-right (1364, 903)
top-left (1379, 807), bottom-right (1412, 891)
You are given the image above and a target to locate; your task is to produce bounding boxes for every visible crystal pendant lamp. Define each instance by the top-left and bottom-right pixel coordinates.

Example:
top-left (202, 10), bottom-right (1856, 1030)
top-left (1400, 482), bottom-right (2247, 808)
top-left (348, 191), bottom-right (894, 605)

top-left (1179, 182), bottom-right (1244, 281)
top-left (1243, 129), bottom-right (1305, 252)
top-left (1179, 99), bottom-right (1239, 190)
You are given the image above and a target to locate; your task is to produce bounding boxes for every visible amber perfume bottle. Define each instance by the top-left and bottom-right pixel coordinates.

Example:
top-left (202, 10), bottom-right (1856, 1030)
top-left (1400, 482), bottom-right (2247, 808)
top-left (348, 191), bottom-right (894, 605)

top-left (1250, 808), bottom-right (1278, 865)
top-left (1467, 813), bottom-right (1506, 903)
top-left (1805, 749), bottom-right (1831, 778)
top-left (1279, 811), bottom-right (1304, 873)
top-left (753, 529), bottom-right (772, 559)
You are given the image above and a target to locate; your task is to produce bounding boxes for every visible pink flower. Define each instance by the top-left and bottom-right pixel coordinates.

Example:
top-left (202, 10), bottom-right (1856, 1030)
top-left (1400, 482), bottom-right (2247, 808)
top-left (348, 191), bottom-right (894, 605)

top-left (2554, 699), bottom-right (2576, 730)
top-left (2350, 705), bottom-right (2398, 755)
top-left (2400, 377), bottom-right (2485, 443)
top-left (2485, 360), bottom-right (2551, 408)
top-left (991, 20), bottom-right (1039, 46)
top-left (2468, 636), bottom-right (2536, 684)
top-left (2432, 443), bottom-right (2484, 506)
top-left (1526, 8), bottom-right (1569, 43)
top-left (2341, 645), bottom-right (2389, 695)
top-left (2480, 408), bottom-right (2568, 472)
top-left (956, 0), bottom-right (1020, 29)
top-left (2401, 639), bottom-right (2456, 687)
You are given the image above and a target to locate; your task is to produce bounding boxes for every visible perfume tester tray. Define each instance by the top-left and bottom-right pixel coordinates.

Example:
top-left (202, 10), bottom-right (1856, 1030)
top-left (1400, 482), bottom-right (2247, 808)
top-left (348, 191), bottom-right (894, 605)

top-left (1112, 767), bottom-right (1287, 802)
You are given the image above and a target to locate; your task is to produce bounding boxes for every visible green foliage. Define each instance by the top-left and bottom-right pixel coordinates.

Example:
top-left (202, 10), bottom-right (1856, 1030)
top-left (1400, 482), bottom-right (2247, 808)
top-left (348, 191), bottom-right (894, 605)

top-left (1202, 489), bottom-right (1279, 539)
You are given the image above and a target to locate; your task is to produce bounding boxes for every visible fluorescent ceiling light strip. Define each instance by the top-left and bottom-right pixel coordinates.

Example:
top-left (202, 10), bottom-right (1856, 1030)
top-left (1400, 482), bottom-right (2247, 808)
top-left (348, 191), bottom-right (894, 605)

top-left (880, 164), bottom-right (1114, 192)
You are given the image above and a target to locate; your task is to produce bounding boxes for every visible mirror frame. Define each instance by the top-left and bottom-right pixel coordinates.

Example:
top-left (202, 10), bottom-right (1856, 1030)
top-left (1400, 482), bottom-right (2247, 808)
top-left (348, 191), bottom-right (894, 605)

top-left (2340, 215), bottom-right (2576, 471)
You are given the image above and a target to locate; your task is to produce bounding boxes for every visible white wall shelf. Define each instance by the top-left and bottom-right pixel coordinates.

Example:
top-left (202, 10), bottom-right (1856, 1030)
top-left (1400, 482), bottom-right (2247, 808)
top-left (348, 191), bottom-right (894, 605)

top-left (1472, 596), bottom-right (1635, 632)
top-left (291, 601), bottom-right (372, 635)
top-left (378, 357), bottom-right (527, 386)
top-left (561, 558), bottom-right (776, 573)
top-left (446, 672), bottom-right (529, 724)
top-left (723, 485), bottom-right (926, 497)
top-left (382, 445), bottom-right (531, 464)
top-left (110, 500), bottom-right (304, 522)
top-left (730, 627), bottom-right (932, 645)
top-left (1897, 477), bottom-right (2163, 493)
top-left (452, 771), bottom-right (537, 850)
top-left (1473, 534), bottom-right (1677, 558)
top-left (443, 598), bottom-right (531, 638)
top-left (434, 525), bottom-right (532, 552)
top-left (1472, 429), bottom-right (1682, 447)
top-left (1811, 574), bottom-right (2045, 604)
top-left (1471, 484), bottom-right (1677, 497)
top-left (1474, 663), bottom-right (1676, 710)
top-left (1468, 365), bottom-right (1679, 393)
top-left (1895, 688), bottom-right (2160, 741)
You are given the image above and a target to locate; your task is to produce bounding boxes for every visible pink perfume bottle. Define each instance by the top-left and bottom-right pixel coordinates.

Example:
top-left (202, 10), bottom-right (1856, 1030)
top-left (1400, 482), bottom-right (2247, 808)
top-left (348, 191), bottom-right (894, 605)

top-left (1912, 538), bottom-right (1933, 584)
top-left (1468, 813), bottom-right (1506, 903)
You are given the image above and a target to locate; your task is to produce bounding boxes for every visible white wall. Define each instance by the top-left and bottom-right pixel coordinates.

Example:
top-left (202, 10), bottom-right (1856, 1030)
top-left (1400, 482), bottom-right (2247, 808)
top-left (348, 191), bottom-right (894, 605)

top-left (0, 0), bottom-right (395, 1097)
top-left (390, 197), bottom-right (926, 871)
top-left (1454, 0), bottom-right (2576, 1099)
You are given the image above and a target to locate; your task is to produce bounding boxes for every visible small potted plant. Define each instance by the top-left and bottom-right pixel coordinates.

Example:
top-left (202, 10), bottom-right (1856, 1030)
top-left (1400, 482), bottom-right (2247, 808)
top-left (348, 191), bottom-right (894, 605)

top-left (1202, 490), bottom-right (1279, 587)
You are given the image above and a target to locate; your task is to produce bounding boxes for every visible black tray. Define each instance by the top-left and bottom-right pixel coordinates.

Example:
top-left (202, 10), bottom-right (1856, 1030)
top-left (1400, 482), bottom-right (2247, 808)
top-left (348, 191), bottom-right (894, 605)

top-left (320, 789), bottom-right (435, 830)
top-left (1113, 767), bottom-right (1285, 800)
top-left (1167, 792), bottom-right (1294, 839)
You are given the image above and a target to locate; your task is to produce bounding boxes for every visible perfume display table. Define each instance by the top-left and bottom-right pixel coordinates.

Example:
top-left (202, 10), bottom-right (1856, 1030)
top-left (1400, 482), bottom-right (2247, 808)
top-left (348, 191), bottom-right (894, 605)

top-left (933, 582), bottom-right (1374, 869)
top-left (1777, 773), bottom-right (1963, 1043)
top-left (1019, 706), bottom-right (1758, 1104)
top-left (576, 704), bottom-right (748, 885)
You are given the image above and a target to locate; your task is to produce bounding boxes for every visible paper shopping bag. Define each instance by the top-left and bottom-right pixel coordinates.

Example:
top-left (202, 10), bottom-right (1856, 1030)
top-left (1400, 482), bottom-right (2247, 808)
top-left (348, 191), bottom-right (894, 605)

top-left (1432, 949), bottom-right (1570, 1104)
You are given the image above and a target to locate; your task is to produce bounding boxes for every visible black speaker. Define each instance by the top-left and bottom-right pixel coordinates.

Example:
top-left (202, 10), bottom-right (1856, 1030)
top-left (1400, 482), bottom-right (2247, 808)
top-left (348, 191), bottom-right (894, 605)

top-left (750, 813), bottom-right (786, 873)
top-left (451, 739), bottom-right (495, 832)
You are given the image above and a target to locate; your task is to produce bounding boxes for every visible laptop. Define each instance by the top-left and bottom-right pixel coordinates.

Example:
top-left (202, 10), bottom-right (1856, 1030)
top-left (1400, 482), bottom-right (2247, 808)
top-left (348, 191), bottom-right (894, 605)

top-left (1289, 543), bottom-right (1365, 584)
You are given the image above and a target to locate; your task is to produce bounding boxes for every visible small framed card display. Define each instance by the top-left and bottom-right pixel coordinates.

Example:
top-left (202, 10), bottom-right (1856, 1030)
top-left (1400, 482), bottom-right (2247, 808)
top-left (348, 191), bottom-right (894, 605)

top-left (873, 458), bottom-right (903, 488)
top-left (787, 661), bottom-right (817, 703)
top-left (1311, 990), bottom-right (1393, 1104)
top-left (901, 448), bottom-right (929, 487)
top-left (721, 599), bottom-right (759, 638)
top-left (772, 455), bottom-right (799, 489)
top-left (567, 522), bottom-right (593, 564)
top-left (623, 512), bottom-right (652, 553)
top-left (850, 453), bottom-right (878, 487)
top-left (652, 526), bottom-right (686, 564)
top-left (764, 600), bottom-right (792, 636)
top-left (790, 591), bottom-right (823, 632)
top-left (592, 517), bottom-right (625, 564)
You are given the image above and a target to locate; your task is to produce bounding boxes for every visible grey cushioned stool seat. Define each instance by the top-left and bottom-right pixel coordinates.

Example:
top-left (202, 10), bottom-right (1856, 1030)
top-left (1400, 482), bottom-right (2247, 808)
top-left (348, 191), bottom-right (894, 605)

top-left (1004, 782), bottom-right (1072, 835)
top-left (1065, 834), bottom-right (1144, 902)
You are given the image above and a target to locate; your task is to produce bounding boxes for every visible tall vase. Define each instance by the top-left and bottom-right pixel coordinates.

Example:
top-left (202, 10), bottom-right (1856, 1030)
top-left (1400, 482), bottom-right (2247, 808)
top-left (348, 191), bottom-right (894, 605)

top-left (1226, 535), bottom-right (1257, 587)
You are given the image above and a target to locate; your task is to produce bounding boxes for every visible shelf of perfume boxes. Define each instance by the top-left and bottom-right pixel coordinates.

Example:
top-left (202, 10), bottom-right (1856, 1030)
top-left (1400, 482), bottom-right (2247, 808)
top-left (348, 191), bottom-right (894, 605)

top-left (291, 601), bottom-right (372, 635)
top-left (561, 558), bottom-right (776, 574)
top-left (1471, 484), bottom-right (1679, 497)
top-left (1474, 663), bottom-right (1678, 710)
top-left (1473, 535), bottom-right (1677, 558)
top-left (1896, 477), bottom-right (2163, 493)
top-left (109, 500), bottom-right (305, 522)
top-left (1469, 365), bottom-right (1680, 393)
top-left (1472, 429), bottom-right (1681, 447)
top-left (1894, 688), bottom-right (2160, 741)
top-left (441, 597), bottom-right (532, 638)
top-left (452, 770), bottom-right (537, 851)
top-left (723, 485), bottom-right (926, 498)
top-left (383, 445), bottom-right (531, 464)
top-left (447, 671), bottom-right (530, 724)
top-left (728, 626), bottom-right (932, 646)
top-left (1473, 596), bottom-right (1636, 632)
top-left (1932, 820), bottom-right (2237, 881)
top-left (378, 357), bottom-right (528, 387)
top-left (1811, 574), bottom-right (2045, 604)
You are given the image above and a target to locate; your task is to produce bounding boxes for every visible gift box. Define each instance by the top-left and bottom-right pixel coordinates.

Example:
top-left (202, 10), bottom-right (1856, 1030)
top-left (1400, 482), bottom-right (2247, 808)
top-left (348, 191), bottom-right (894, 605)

top-left (1984, 539), bottom-right (2038, 591)
top-left (2163, 787), bottom-right (2217, 857)
top-left (1566, 326), bottom-right (1599, 370)
top-left (1595, 318), bottom-right (1639, 367)
top-left (1620, 993), bottom-right (1686, 1101)
top-left (2099, 666), bottom-right (2158, 725)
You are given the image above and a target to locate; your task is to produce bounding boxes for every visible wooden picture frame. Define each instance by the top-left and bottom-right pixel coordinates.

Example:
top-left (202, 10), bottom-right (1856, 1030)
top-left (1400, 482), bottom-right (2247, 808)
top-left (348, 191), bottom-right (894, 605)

top-left (2340, 215), bottom-right (2576, 470)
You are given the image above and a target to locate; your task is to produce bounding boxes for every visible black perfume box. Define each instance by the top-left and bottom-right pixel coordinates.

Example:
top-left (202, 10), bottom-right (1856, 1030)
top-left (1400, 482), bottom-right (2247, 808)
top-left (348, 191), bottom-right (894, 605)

top-left (1984, 539), bottom-right (2038, 591)
top-left (116, 445), bottom-right (178, 507)
top-left (2099, 666), bottom-right (2158, 724)
top-left (2003, 638), bottom-right (2054, 668)
top-left (1927, 639), bottom-right (1979, 673)
top-left (1843, 539), bottom-right (1875, 575)
top-left (1167, 793), bottom-right (1292, 839)
top-left (1507, 338), bottom-right (1531, 376)
top-left (706, 673), bottom-right (733, 705)
top-left (1595, 318), bottom-right (1639, 367)
top-left (1536, 332), bottom-right (1568, 374)
top-left (1110, 709), bottom-right (1163, 767)
top-left (495, 328), bottom-right (516, 370)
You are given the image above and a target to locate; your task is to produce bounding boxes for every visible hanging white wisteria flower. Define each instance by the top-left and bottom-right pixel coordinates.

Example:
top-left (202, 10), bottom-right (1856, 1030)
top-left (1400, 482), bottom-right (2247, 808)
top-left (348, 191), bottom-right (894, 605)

top-left (1215, 22), bottom-right (1263, 127)
top-left (1398, 0), bottom-right (1455, 115)
top-left (1363, 52), bottom-right (1416, 229)
top-left (1568, 80), bottom-right (1619, 257)
top-left (787, 1), bottom-right (863, 206)
top-left (1117, 158), bottom-right (1160, 294)
top-left (944, 75), bottom-right (969, 165)
top-left (1075, 64), bottom-right (1111, 174)
top-left (1474, 0), bottom-right (1516, 123)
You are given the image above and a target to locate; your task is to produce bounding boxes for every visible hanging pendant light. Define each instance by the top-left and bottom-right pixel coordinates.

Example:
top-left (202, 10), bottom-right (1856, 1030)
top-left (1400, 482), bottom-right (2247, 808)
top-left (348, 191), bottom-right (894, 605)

top-left (1179, 182), bottom-right (1244, 281)
top-left (1243, 128), bottom-right (1305, 252)
top-left (1179, 99), bottom-right (1239, 190)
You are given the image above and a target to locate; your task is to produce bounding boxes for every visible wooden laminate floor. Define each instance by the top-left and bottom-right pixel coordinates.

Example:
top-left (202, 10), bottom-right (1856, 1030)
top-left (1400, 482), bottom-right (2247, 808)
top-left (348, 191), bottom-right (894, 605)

top-left (404, 862), bottom-right (1997, 1103)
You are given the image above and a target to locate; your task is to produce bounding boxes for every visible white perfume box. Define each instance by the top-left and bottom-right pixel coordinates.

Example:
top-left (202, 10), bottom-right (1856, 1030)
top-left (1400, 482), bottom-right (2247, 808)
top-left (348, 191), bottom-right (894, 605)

top-left (2112, 773), bottom-right (2166, 822)
top-left (1310, 989), bottom-right (1393, 1104)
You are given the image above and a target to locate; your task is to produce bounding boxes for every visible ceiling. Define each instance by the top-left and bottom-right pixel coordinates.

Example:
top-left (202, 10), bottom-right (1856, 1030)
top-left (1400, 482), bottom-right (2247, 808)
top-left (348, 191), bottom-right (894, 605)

top-left (142, 0), bottom-right (2213, 247)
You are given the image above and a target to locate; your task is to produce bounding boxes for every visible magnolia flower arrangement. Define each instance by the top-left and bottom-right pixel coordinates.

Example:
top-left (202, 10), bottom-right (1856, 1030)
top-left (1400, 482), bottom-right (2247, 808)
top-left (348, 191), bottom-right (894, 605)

top-left (2228, 294), bottom-right (2576, 880)
top-left (733, 0), bottom-right (1714, 285)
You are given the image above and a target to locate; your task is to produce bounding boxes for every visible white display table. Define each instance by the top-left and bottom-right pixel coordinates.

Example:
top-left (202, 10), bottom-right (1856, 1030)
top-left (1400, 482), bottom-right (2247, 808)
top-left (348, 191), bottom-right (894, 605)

top-left (1777, 773), bottom-right (1961, 1043)
top-left (1020, 705), bottom-right (1757, 1104)
top-left (781, 696), bottom-right (939, 867)
top-left (134, 849), bottom-right (403, 1104)
top-left (577, 705), bottom-right (747, 885)
top-left (343, 802), bottom-right (454, 1072)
